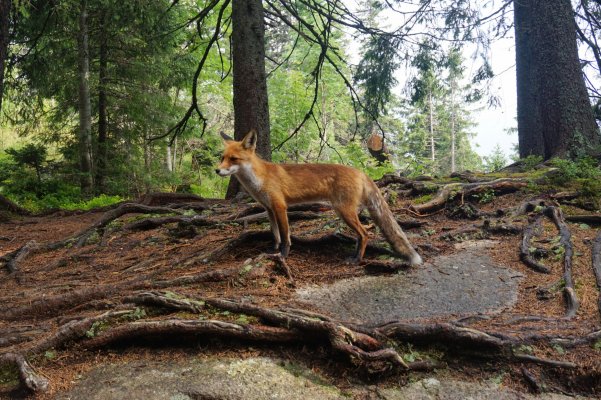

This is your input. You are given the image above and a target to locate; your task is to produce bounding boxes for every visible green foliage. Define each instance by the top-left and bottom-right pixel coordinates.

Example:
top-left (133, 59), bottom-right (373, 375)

top-left (355, 34), bottom-right (399, 119)
top-left (549, 157), bottom-right (601, 185)
top-left (483, 144), bottom-right (508, 172)
top-left (85, 321), bottom-right (109, 338)
top-left (402, 42), bottom-right (481, 176)
top-left (477, 188), bottom-right (496, 204)
top-left (5, 143), bottom-right (47, 181)
top-left (339, 141), bottom-right (395, 179)
top-left (0, 0), bottom-right (495, 207)
top-left (521, 155), bottom-right (544, 171)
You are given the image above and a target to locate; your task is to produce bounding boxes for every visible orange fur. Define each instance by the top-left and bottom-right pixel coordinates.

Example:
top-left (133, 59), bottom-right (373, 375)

top-left (216, 130), bottom-right (422, 265)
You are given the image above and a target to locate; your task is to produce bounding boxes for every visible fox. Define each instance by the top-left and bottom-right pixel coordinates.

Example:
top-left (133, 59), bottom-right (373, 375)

top-left (216, 129), bottom-right (422, 266)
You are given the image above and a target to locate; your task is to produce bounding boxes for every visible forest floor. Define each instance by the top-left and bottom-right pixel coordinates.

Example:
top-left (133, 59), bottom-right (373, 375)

top-left (1, 169), bottom-right (601, 398)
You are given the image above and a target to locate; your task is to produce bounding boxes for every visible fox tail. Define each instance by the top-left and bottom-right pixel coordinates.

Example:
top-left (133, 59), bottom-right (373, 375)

top-left (363, 179), bottom-right (422, 266)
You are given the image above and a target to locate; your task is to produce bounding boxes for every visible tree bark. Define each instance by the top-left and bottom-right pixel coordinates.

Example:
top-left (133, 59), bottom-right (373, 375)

top-left (77, 0), bottom-right (94, 195)
top-left (0, 0), bottom-right (11, 114)
top-left (429, 91), bottom-right (435, 165)
top-left (514, 0), bottom-right (600, 160)
top-left (450, 86), bottom-right (456, 173)
top-left (226, 0), bottom-right (271, 199)
top-left (96, 12), bottom-right (108, 194)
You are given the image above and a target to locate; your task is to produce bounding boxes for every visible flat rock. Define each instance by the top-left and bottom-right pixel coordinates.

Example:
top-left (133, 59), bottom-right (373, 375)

top-left (296, 245), bottom-right (523, 324)
top-left (58, 357), bottom-right (345, 400)
top-left (379, 378), bottom-right (589, 400)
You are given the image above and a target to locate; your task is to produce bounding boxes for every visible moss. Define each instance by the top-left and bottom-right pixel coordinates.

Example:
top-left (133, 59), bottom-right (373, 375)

top-left (0, 364), bottom-right (19, 386)
top-left (413, 194), bottom-right (434, 204)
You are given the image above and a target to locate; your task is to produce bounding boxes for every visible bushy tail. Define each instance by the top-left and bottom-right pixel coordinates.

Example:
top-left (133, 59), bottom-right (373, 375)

top-left (364, 179), bottom-right (423, 266)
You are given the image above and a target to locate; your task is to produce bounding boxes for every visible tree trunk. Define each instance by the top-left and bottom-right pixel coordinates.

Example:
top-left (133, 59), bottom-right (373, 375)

top-left (450, 86), bottom-right (456, 173)
top-left (77, 0), bottom-right (94, 195)
top-left (96, 13), bottom-right (108, 194)
top-left (429, 91), bottom-right (435, 164)
top-left (514, 0), bottom-right (600, 160)
top-left (166, 142), bottom-right (173, 172)
top-left (226, 0), bottom-right (271, 199)
top-left (0, 0), bottom-right (12, 114)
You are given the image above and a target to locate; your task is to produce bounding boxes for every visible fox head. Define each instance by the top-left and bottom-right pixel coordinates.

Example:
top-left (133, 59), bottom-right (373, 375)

top-left (215, 129), bottom-right (258, 177)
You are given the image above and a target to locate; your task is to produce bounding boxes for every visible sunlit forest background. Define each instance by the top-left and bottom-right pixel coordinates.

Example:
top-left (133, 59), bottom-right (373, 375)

top-left (1, 0), bottom-right (598, 211)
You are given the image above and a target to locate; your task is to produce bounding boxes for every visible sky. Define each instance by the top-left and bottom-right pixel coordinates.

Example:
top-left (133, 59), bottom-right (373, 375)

top-left (343, 0), bottom-right (519, 160)
top-left (471, 37), bottom-right (518, 159)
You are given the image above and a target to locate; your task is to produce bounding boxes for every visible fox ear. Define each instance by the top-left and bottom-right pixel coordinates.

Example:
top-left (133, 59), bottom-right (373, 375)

top-left (220, 131), bottom-right (234, 142)
top-left (241, 129), bottom-right (257, 150)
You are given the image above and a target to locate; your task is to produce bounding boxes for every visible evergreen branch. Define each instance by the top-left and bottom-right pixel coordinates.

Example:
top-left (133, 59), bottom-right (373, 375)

top-left (150, 0), bottom-right (230, 144)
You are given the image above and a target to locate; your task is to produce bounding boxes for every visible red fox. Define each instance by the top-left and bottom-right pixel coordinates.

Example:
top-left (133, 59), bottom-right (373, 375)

top-left (216, 130), bottom-right (422, 266)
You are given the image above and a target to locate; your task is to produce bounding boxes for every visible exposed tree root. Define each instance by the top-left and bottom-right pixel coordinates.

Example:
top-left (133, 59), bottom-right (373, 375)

top-left (0, 353), bottom-right (49, 393)
top-left (0, 194), bottom-right (30, 216)
top-left (123, 215), bottom-right (202, 231)
top-left (521, 366), bottom-right (543, 394)
top-left (545, 206), bottom-right (579, 318)
top-left (520, 215), bottom-right (551, 274)
top-left (565, 214), bottom-right (601, 224)
top-left (3, 192), bottom-right (599, 395)
top-left (135, 192), bottom-right (205, 206)
top-left (592, 232), bottom-right (601, 317)
top-left (3, 288), bottom-right (595, 393)
top-left (83, 319), bottom-right (302, 349)
top-left (375, 174), bottom-right (413, 188)
top-left (374, 321), bottom-right (505, 350)
top-left (203, 230), bottom-right (398, 263)
top-left (512, 354), bottom-right (576, 369)
top-left (410, 179), bottom-right (527, 215)
top-left (0, 268), bottom-right (239, 321)
top-left (3, 240), bottom-right (39, 275)
top-left (261, 253), bottom-right (294, 282)
top-left (1, 203), bottom-right (188, 276)
top-left (130, 292), bottom-right (413, 369)
top-left (24, 310), bottom-right (134, 356)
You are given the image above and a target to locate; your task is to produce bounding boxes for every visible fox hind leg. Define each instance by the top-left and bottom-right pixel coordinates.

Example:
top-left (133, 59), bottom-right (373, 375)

top-left (336, 207), bottom-right (368, 263)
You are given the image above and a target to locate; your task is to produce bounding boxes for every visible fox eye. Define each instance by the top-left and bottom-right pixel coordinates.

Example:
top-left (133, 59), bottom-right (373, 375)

top-left (230, 156), bottom-right (239, 162)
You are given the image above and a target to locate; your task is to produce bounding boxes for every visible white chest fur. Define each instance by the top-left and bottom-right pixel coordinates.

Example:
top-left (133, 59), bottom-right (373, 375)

top-left (237, 163), bottom-right (270, 206)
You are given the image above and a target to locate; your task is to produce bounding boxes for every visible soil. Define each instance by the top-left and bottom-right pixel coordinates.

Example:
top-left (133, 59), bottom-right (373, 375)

top-left (1, 177), bottom-right (601, 398)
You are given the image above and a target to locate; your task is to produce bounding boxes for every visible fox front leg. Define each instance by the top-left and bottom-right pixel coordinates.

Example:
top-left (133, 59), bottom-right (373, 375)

top-left (266, 208), bottom-right (281, 251)
top-left (272, 202), bottom-right (291, 257)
